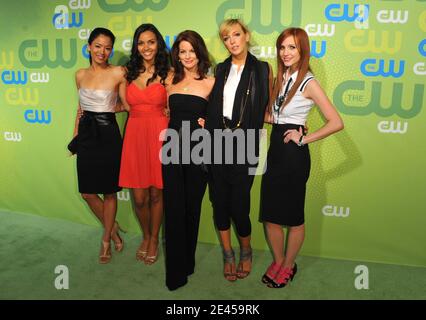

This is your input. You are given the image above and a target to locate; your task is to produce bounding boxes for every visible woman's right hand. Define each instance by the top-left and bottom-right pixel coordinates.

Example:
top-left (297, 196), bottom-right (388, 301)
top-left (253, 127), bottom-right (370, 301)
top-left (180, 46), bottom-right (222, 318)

top-left (198, 118), bottom-right (205, 128)
top-left (77, 107), bottom-right (84, 119)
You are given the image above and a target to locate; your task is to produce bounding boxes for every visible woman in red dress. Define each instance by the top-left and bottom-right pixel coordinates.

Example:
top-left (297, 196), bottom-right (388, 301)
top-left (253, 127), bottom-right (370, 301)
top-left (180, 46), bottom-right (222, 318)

top-left (119, 24), bottom-right (170, 265)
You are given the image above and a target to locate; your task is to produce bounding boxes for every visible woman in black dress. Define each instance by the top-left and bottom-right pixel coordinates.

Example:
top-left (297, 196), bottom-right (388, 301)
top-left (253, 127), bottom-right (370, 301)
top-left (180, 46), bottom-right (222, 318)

top-left (162, 30), bottom-right (214, 290)
top-left (72, 28), bottom-right (128, 264)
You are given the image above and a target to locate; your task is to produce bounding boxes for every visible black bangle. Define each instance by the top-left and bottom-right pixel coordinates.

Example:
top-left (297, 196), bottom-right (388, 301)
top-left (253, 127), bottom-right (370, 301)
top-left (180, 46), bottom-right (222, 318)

top-left (297, 135), bottom-right (305, 147)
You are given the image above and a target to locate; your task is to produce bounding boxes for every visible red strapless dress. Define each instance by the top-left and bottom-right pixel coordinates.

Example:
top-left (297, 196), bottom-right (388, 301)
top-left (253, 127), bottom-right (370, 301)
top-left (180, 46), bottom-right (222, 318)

top-left (119, 82), bottom-right (168, 189)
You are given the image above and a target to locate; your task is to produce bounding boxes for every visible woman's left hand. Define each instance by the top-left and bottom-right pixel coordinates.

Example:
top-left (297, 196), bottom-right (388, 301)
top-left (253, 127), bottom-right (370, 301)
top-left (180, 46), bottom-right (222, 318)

top-left (283, 126), bottom-right (304, 144)
top-left (164, 107), bottom-right (170, 117)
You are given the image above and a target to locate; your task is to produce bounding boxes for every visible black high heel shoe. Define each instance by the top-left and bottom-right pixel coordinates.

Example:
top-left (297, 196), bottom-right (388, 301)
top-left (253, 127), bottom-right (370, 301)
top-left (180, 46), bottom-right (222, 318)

top-left (267, 263), bottom-right (298, 288)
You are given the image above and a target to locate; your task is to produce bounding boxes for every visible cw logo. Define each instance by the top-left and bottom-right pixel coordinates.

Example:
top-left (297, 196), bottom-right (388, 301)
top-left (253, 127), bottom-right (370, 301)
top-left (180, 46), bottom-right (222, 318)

top-left (322, 205), bottom-right (350, 217)
top-left (30, 72), bottom-right (50, 83)
top-left (311, 41), bottom-right (326, 58)
top-left (5, 88), bottom-right (39, 106)
top-left (216, 0), bottom-right (302, 34)
top-left (377, 10), bottom-right (408, 24)
top-left (344, 30), bottom-right (402, 54)
top-left (69, 0), bottom-right (91, 9)
top-left (79, 29), bottom-right (91, 40)
top-left (3, 132), bottom-right (22, 142)
top-left (325, 4), bottom-right (369, 23)
top-left (377, 121), bottom-right (408, 134)
top-left (82, 44), bottom-right (114, 59)
top-left (360, 59), bottom-right (405, 78)
top-left (122, 39), bottom-right (132, 51)
top-left (24, 110), bottom-right (52, 124)
top-left (117, 191), bottom-right (130, 201)
top-left (250, 46), bottom-right (275, 59)
top-left (0, 50), bottom-right (14, 69)
top-left (305, 24), bottom-right (335, 37)
top-left (19, 39), bottom-right (77, 68)
top-left (1, 70), bottom-right (27, 85)
top-left (250, 41), bottom-right (326, 60)
top-left (419, 39), bottom-right (426, 57)
top-left (164, 35), bottom-right (177, 50)
top-left (52, 5), bottom-right (83, 29)
top-left (108, 15), bottom-right (148, 37)
top-left (333, 81), bottom-right (424, 119)
top-left (414, 62), bottom-right (426, 75)
top-left (97, 0), bottom-right (169, 12)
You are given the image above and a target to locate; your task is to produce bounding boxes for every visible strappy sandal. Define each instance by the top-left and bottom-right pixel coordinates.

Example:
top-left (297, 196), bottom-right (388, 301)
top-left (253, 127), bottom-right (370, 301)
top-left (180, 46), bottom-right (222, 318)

top-left (267, 263), bottom-right (298, 288)
top-left (136, 240), bottom-right (149, 261)
top-left (223, 249), bottom-right (237, 282)
top-left (144, 240), bottom-right (159, 265)
top-left (262, 262), bottom-right (281, 284)
top-left (99, 241), bottom-right (111, 264)
top-left (111, 221), bottom-right (125, 252)
top-left (236, 247), bottom-right (252, 279)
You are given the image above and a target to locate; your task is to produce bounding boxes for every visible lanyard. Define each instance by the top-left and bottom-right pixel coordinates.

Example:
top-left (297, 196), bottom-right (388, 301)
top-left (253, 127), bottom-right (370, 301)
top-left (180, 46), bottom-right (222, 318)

top-left (273, 77), bottom-right (293, 123)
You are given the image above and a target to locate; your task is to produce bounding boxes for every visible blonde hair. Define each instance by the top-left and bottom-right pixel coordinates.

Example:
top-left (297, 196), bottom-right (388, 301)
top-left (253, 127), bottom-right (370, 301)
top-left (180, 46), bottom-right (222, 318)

top-left (219, 18), bottom-right (250, 41)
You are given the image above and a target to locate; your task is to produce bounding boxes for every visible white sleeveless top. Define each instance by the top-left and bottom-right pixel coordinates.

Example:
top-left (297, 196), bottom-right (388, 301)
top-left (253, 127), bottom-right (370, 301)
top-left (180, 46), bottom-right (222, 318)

top-left (272, 71), bottom-right (315, 125)
top-left (79, 88), bottom-right (117, 113)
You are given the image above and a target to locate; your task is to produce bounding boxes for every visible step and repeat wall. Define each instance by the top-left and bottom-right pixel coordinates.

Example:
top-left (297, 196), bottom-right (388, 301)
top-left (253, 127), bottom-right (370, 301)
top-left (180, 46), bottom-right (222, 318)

top-left (1, 0), bottom-right (425, 267)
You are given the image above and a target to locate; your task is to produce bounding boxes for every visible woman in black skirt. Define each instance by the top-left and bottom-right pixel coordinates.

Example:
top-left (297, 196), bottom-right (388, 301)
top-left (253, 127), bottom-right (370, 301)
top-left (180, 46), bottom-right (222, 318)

top-left (260, 28), bottom-right (344, 288)
top-left (71, 28), bottom-right (128, 264)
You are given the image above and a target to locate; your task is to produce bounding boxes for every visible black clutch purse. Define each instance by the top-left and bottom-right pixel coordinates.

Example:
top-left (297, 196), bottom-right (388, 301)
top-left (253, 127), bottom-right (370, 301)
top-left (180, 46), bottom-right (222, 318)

top-left (67, 135), bottom-right (79, 154)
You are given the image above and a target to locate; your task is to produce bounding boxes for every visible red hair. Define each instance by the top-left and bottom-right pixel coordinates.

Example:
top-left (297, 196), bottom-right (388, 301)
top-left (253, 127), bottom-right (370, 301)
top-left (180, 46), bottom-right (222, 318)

top-left (271, 28), bottom-right (311, 110)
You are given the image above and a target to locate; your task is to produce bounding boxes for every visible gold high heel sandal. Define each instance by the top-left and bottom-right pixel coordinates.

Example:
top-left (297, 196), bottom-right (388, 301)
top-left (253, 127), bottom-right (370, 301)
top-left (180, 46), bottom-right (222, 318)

top-left (99, 241), bottom-right (112, 264)
top-left (144, 242), bottom-right (159, 265)
top-left (136, 239), bottom-right (150, 261)
top-left (111, 221), bottom-right (125, 252)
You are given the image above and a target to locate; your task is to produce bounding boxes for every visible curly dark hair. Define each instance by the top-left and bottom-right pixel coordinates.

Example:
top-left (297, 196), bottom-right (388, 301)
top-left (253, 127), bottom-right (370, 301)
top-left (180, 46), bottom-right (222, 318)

top-left (125, 24), bottom-right (170, 85)
top-left (171, 30), bottom-right (211, 84)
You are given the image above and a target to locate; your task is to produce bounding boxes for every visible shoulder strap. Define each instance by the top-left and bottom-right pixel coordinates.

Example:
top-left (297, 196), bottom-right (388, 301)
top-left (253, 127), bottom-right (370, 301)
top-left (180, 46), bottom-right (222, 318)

top-left (299, 76), bottom-right (314, 92)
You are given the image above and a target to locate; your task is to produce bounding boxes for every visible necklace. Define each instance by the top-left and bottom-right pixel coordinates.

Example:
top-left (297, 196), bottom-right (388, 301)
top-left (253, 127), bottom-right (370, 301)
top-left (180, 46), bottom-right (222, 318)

top-left (222, 71), bottom-right (253, 130)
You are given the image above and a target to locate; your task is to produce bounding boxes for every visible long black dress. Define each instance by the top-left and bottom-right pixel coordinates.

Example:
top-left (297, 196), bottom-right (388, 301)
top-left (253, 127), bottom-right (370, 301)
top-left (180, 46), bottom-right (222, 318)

top-left (162, 93), bottom-right (208, 291)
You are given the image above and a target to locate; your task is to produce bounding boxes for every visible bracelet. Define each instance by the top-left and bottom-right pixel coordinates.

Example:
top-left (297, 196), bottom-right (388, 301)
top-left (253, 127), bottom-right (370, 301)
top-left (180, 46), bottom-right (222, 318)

top-left (297, 135), bottom-right (305, 147)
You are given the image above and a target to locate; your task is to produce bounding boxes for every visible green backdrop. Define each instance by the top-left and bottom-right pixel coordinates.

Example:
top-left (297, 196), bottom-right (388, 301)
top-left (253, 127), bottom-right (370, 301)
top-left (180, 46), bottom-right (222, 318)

top-left (1, 0), bottom-right (425, 267)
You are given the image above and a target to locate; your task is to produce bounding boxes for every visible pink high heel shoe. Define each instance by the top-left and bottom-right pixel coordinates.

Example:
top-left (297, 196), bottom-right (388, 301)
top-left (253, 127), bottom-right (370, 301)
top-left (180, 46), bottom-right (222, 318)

top-left (262, 262), bottom-right (281, 284)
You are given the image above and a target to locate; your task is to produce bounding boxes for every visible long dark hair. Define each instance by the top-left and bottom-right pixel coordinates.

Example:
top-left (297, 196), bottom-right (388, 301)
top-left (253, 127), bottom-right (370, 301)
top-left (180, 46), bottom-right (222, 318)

top-left (87, 27), bottom-right (116, 65)
top-left (126, 23), bottom-right (170, 85)
top-left (171, 30), bottom-right (211, 84)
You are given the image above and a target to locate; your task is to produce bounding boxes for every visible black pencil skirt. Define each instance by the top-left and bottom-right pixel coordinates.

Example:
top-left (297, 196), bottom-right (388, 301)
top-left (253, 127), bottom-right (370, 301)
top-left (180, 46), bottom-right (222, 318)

top-left (260, 123), bottom-right (310, 226)
top-left (76, 111), bottom-right (122, 194)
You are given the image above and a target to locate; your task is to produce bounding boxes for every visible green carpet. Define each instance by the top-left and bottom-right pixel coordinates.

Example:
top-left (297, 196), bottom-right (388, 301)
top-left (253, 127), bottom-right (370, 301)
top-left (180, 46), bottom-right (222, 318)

top-left (0, 210), bottom-right (424, 300)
